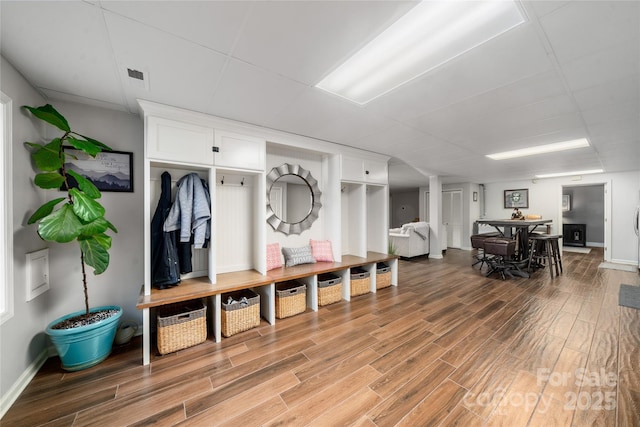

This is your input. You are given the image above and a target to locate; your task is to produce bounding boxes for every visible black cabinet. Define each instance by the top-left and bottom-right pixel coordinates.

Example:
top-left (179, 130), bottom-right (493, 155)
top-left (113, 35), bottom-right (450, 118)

top-left (563, 223), bottom-right (586, 247)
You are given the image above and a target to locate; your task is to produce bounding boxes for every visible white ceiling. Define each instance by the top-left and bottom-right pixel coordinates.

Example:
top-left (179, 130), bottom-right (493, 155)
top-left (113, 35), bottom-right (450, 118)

top-left (2, 1), bottom-right (638, 190)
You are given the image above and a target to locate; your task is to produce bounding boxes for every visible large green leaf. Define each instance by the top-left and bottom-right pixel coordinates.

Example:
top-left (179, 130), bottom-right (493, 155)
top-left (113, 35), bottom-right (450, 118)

top-left (29, 138), bottom-right (63, 171)
top-left (105, 219), bottom-right (118, 234)
top-left (23, 105), bottom-right (70, 132)
top-left (27, 197), bottom-right (66, 224)
top-left (34, 172), bottom-right (65, 189)
top-left (73, 132), bottom-right (111, 151)
top-left (69, 188), bottom-right (105, 222)
top-left (67, 136), bottom-right (102, 157)
top-left (80, 237), bottom-right (110, 274)
top-left (67, 170), bottom-right (101, 199)
top-left (38, 204), bottom-right (82, 243)
top-left (79, 217), bottom-right (110, 236)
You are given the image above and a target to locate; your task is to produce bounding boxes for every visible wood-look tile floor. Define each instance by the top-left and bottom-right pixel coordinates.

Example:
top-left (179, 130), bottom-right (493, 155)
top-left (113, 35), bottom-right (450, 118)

top-left (4, 248), bottom-right (640, 426)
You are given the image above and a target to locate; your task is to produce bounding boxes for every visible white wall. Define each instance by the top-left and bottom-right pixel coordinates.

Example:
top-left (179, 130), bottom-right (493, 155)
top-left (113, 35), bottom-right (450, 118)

top-left (1, 56), bottom-right (51, 408)
top-left (1, 55), bottom-right (145, 411)
top-left (483, 171), bottom-right (640, 264)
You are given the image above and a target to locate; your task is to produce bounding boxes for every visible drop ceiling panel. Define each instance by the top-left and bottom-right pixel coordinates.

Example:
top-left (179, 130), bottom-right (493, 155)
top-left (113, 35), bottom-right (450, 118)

top-left (0, 1), bottom-right (123, 105)
top-left (209, 58), bottom-right (307, 128)
top-left (560, 38), bottom-right (640, 92)
top-left (527, 0), bottom-right (570, 18)
top-left (232, 1), bottom-right (418, 85)
top-left (367, 23), bottom-right (554, 122)
top-left (572, 74), bottom-right (640, 111)
top-left (100, 1), bottom-right (252, 55)
top-left (539, 1), bottom-right (640, 65)
top-left (581, 99), bottom-right (640, 126)
top-left (105, 12), bottom-right (227, 114)
top-left (350, 123), bottom-right (440, 155)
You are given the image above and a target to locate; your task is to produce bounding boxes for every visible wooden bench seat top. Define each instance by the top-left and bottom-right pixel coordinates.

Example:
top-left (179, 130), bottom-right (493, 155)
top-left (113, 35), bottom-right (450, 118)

top-left (137, 251), bottom-right (397, 309)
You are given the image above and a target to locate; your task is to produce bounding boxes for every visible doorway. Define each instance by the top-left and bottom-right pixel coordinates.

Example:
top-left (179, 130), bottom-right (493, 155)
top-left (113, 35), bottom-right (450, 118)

top-left (443, 190), bottom-right (463, 249)
top-left (561, 183), bottom-right (608, 261)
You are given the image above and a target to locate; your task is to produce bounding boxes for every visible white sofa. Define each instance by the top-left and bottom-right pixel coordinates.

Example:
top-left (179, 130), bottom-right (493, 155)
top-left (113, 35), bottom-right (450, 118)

top-left (389, 221), bottom-right (430, 258)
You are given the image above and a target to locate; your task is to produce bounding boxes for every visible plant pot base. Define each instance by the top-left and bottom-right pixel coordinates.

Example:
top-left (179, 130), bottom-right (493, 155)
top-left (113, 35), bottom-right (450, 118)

top-left (46, 306), bottom-right (123, 371)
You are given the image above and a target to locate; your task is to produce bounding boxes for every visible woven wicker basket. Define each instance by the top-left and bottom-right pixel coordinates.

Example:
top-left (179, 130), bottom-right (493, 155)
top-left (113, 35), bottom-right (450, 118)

top-left (221, 289), bottom-right (260, 337)
top-left (275, 281), bottom-right (306, 319)
top-left (157, 300), bottom-right (207, 355)
top-left (376, 263), bottom-right (391, 289)
top-left (350, 267), bottom-right (370, 296)
top-left (318, 273), bottom-right (342, 306)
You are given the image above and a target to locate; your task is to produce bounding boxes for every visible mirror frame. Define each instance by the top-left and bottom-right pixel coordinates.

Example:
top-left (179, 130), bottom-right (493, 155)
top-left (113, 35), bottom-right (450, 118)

top-left (266, 163), bottom-right (322, 235)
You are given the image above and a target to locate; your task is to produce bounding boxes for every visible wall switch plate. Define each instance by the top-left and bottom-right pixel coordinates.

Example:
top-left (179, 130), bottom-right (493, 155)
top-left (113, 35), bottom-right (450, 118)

top-left (26, 248), bottom-right (49, 301)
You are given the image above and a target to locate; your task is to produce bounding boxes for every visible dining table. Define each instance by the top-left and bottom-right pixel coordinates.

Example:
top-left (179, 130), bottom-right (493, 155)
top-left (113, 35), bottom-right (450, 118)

top-left (475, 218), bottom-right (553, 261)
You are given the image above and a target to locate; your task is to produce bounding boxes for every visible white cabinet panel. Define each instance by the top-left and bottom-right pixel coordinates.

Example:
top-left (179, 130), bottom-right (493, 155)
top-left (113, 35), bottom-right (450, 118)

top-left (147, 116), bottom-right (214, 165)
top-left (214, 130), bottom-right (265, 171)
top-left (364, 159), bottom-right (388, 184)
top-left (340, 155), bottom-right (388, 184)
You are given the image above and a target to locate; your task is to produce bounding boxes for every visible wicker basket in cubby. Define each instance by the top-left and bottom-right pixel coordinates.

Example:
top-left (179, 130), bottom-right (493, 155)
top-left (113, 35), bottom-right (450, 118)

top-left (275, 281), bottom-right (307, 319)
top-left (157, 299), bottom-right (207, 355)
top-left (350, 267), bottom-right (370, 296)
top-left (318, 273), bottom-right (343, 306)
top-left (376, 262), bottom-right (391, 289)
top-left (221, 289), bottom-right (260, 337)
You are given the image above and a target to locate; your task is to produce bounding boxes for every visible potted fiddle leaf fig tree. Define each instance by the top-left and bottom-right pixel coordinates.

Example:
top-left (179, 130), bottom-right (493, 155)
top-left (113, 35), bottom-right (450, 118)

top-left (24, 104), bottom-right (122, 371)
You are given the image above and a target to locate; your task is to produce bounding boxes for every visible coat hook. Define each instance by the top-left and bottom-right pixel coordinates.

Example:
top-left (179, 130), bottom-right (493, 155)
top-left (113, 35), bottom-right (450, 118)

top-left (220, 176), bottom-right (224, 185)
top-left (241, 177), bottom-right (245, 186)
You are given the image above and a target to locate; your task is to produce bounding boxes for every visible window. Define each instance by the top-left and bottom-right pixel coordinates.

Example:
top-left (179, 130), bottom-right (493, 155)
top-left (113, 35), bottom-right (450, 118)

top-left (1, 92), bottom-right (13, 324)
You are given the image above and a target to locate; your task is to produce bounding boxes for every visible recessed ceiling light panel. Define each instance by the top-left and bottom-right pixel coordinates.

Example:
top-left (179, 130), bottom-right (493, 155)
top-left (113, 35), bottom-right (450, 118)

top-left (316, 0), bottom-right (527, 104)
top-left (535, 169), bottom-right (604, 178)
top-left (486, 138), bottom-right (591, 160)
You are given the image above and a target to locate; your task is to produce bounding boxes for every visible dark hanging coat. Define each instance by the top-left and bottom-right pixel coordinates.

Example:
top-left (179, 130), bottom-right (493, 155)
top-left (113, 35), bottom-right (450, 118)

top-left (151, 171), bottom-right (180, 289)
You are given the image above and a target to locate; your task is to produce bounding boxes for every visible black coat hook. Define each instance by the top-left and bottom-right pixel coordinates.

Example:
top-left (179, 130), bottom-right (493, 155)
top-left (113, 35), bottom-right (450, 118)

top-left (241, 177), bottom-right (245, 186)
top-left (220, 176), bottom-right (224, 185)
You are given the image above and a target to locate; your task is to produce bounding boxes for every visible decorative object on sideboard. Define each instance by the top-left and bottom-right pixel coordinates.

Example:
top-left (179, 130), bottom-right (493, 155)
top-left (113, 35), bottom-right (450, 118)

top-left (23, 104), bottom-right (122, 371)
top-left (266, 163), bottom-right (322, 235)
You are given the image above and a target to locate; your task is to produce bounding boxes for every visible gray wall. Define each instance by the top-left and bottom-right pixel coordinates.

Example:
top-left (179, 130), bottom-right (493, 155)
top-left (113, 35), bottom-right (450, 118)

top-left (563, 184), bottom-right (605, 245)
top-left (1, 55), bottom-right (144, 406)
top-left (390, 190), bottom-right (419, 228)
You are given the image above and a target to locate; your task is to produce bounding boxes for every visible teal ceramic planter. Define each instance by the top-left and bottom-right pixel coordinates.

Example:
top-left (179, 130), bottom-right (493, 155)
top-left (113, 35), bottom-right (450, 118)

top-left (45, 305), bottom-right (123, 371)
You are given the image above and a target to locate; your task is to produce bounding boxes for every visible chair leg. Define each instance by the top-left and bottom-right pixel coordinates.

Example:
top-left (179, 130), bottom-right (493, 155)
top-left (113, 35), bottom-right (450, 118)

top-left (545, 240), bottom-right (554, 279)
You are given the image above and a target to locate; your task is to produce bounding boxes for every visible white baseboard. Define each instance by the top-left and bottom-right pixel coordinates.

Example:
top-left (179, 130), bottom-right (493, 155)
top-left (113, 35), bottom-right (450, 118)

top-left (586, 242), bottom-right (604, 248)
top-left (0, 348), bottom-right (50, 419)
top-left (610, 258), bottom-right (638, 267)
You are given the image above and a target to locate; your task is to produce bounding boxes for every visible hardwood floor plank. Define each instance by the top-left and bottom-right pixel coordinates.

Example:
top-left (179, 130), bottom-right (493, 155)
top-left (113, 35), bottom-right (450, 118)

top-left (184, 354), bottom-right (307, 418)
top-left (367, 359), bottom-right (456, 427)
top-left (440, 325), bottom-right (495, 367)
top-left (564, 319), bottom-right (596, 353)
top-left (262, 365), bottom-right (381, 426)
top-left (395, 379), bottom-right (468, 427)
top-left (74, 379), bottom-right (211, 426)
top-left (126, 404), bottom-right (185, 427)
top-left (527, 396), bottom-right (573, 427)
top-left (216, 396), bottom-right (287, 427)
top-left (485, 370), bottom-right (542, 427)
top-left (306, 388), bottom-right (381, 427)
top-left (370, 333), bottom-right (442, 375)
top-left (2, 385), bottom-right (116, 426)
top-left (369, 343), bottom-right (447, 398)
top-left (280, 348), bottom-right (378, 407)
top-left (181, 372), bottom-right (298, 426)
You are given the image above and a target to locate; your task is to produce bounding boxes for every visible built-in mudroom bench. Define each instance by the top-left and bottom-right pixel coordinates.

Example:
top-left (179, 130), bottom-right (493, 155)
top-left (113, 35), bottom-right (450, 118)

top-left (136, 100), bottom-right (394, 365)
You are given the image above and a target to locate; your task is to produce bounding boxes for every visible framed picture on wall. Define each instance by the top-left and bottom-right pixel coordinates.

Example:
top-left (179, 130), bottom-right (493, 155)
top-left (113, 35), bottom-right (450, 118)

top-left (504, 189), bottom-right (529, 209)
top-left (562, 195), bottom-right (571, 211)
top-left (62, 147), bottom-right (133, 192)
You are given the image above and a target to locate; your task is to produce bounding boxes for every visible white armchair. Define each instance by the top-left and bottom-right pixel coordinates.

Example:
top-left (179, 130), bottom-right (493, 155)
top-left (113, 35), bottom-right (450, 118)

top-left (389, 221), bottom-right (430, 258)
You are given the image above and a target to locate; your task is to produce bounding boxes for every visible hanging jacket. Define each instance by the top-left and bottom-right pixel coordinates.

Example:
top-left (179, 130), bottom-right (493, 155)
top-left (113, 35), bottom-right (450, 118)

top-left (163, 173), bottom-right (211, 248)
top-left (151, 171), bottom-right (180, 288)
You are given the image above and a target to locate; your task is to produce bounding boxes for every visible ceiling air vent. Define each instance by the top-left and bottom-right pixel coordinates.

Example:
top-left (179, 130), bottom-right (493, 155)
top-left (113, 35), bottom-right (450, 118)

top-left (127, 68), bottom-right (144, 80)
top-left (124, 66), bottom-right (149, 90)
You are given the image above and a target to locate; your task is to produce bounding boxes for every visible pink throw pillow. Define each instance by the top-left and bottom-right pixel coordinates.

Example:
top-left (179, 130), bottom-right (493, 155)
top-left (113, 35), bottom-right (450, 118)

top-left (266, 243), bottom-right (283, 271)
top-left (310, 239), bottom-right (334, 262)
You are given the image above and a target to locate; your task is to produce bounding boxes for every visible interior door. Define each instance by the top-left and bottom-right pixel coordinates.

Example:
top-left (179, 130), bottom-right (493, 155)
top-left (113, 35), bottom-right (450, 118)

top-left (443, 190), bottom-right (463, 248)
